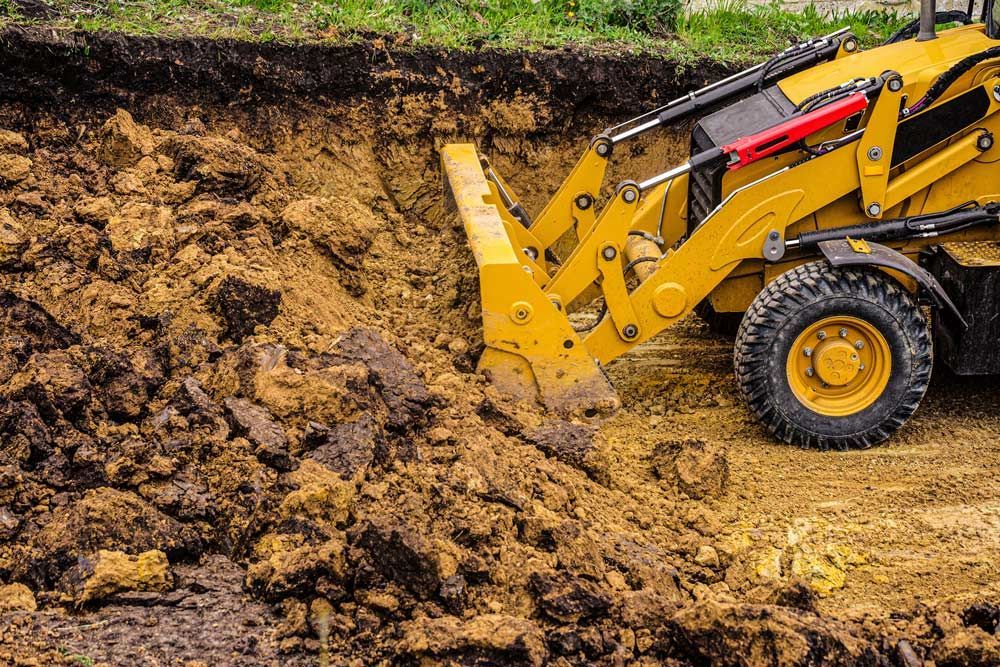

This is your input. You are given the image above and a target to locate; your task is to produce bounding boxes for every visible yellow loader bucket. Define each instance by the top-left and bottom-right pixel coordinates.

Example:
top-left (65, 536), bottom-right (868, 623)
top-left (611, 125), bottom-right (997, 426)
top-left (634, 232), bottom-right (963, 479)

top-left (440, 144), bottom-right (620, 417)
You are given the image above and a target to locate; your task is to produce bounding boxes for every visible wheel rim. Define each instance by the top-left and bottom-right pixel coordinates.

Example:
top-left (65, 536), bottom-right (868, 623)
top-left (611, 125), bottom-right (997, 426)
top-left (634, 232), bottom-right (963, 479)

top-left (785, 315), bottom-right (892, 417)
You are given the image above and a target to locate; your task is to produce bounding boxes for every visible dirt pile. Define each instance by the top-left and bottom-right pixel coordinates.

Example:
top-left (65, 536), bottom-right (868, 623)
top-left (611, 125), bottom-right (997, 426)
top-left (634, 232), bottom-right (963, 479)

top-left (0, 30), bottom-right (996, 667)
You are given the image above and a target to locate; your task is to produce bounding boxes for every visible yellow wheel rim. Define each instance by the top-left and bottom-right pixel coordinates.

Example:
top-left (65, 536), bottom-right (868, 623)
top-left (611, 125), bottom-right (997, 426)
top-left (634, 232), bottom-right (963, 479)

top-left (786, 316), bottom-right (892, 417)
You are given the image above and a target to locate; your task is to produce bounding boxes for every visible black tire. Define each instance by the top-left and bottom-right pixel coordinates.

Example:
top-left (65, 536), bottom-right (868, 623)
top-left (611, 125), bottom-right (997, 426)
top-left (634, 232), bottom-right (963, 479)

top-left (695, 298), bottom-right (743, 337)
top-left (734, 261), bottom-right (932, 449)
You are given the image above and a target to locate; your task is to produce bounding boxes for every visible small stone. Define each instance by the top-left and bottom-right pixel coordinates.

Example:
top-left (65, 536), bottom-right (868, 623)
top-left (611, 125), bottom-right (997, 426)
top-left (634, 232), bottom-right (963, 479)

top-left (0, 154), bottom-right (31, 184)
top-left (0, 129), bottom-right (28, 153)
top-left (96, 109), bottom-right (155, 167)
top-left (695, 545), bottom-right (721, 569)
top-left (0, 582), bottom-right (36, 612)
top-left (447, 338), bottom-right (468, 354)
top-left (62, 549), bottom-right (172, 604)
top-left (605, 570), bottom-right (628, 591)
top-left (427, 426), bottom-right (453, 444)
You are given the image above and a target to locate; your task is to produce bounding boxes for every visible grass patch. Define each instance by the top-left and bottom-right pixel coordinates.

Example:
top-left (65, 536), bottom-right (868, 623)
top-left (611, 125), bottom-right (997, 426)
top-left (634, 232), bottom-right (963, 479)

top-left (2, 0), bottom-right (912, 61)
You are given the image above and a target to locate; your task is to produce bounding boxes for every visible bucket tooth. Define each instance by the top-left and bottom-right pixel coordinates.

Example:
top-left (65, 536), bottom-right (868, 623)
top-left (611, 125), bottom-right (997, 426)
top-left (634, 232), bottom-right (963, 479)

top-left (441, 143), bottom-right (620, 417)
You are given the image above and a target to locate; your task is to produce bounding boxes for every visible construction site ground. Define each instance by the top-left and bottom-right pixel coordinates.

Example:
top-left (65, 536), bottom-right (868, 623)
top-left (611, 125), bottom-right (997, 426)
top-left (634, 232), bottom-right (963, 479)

top-left (0, 26), bottom-right (997, 666)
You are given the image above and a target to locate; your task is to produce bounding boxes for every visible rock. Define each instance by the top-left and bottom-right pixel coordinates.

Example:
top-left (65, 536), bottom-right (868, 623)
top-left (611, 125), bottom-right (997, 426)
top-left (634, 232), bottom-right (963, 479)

top-left (662, 601), bottom-right (880, 666)
top-left (303, 414), bottom-right (382, 479)
top-left (963, 601), bottom-right (1000, 635)
top-left (223, 397), bottom-right (292, 470)
top-left (529, 571), bottom-right (613, 624)
top-left (73, 196), bottom-right (115, 229)
top-left (399, 614), bottom-right (547, 667)
top-left (105, 202), bottom-right (175, 254)
top-left (159, 134), bottom-right (264, 197)
top-left (524, 419), bottom-right (612, 485)
top-left (651, 438), bottom-right (729, 499)
top-left (0, 129), bottom-right (28, 153)
top-left (934, 627), bottom-right (1000, 667)
top-left (790, 544), bottom-right (861, 597)
top-left (764, 578), bottom-right (818, 613)
top-left (327, 327), bottom-right (433, 434)
top-left (351, 517), bottom-right (461, 600)
top-left (0, 154), bottom-right (31, 184)
top-left (209, 276), bottom-right (281, 343)
top-left (96, 109), bottom-right (155, 167)
top-left (0, 291), bottom-right (78, 351)
top-left (279, 197), bottom-right (380, 296)
top-left (278, 460), bottom-right (356, 528)
top-left (2, 350), bottom-right (92, 426)
top-left (695, 545), bottom-right (720, 568)
top-left (16, 487), bottom-right (202, 586)
top-left (62, 549), bottom-right (172, 605)
top-left (0, 209), bottom-right (28, 270)
top-left (246, 536), bottom-right (347, 601)
top-left (0, 582), bottom-right (36, 612)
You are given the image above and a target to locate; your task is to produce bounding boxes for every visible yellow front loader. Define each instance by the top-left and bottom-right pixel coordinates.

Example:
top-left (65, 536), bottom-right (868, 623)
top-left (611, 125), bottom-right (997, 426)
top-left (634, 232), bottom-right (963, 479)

top-left (443, 0), bottom-right (1000, 449)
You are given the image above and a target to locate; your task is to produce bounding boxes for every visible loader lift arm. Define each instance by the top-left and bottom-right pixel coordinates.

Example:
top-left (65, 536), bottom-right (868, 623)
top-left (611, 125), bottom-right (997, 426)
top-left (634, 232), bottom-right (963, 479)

top-left (443, 32), bottom-right (1000, 417)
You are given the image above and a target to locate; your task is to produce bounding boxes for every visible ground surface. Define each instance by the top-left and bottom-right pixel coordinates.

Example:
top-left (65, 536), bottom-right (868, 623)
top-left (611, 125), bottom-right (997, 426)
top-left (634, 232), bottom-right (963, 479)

top-left (0, 24), bottom-right (997, 667)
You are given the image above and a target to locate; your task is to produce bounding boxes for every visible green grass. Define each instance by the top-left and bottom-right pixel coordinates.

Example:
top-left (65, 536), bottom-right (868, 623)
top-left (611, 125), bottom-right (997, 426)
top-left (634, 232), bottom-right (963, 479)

top-left (0, 0), bottom-right (912, 62)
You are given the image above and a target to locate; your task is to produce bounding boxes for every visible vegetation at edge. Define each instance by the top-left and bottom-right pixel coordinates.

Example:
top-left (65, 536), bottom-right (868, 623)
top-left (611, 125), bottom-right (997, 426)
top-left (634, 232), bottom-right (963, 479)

top-left (1, 0), bottom-right (913, 62)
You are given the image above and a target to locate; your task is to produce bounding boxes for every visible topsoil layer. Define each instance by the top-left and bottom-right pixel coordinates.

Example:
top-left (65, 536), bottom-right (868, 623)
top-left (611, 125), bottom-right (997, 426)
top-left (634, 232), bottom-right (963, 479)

top-left (0, 24), bottom-right (998, 667)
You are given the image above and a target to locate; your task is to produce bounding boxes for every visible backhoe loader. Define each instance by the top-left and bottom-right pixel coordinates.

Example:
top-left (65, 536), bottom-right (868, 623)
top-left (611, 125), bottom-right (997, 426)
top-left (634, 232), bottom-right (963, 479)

top-left (442, 0), bottom-right (1000, 449)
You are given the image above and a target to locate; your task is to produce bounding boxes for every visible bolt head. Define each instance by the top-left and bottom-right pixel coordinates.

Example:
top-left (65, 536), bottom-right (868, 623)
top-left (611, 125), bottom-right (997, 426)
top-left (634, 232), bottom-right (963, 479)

top-left (622, 188), bottom-right (637, 203)
top-left (817, 331), bottom-right (827, 340)
top-left (887, 77), bottom-right (902, 92)
top-left (803, 347), bottom-right (813, 357)
top-left (839, 328), bottom-right (848, 337)
top-left (855, 340), bottom-right (864, 350)
top-left (867, 146), bottom-right (883, 161)
top-left (867, 202), bottom-right (882, 217)
top-left (859, 363), bottom-right (866, 371)
top-left (602, 246), bottom-right (617, 261)
top-left (806, 367), bottom-right (815, 377)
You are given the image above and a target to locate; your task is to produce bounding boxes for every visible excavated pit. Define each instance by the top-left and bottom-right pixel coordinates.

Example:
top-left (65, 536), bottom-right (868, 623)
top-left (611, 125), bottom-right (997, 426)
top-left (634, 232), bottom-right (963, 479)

top-left (0, 25), bottom-right (999, 666)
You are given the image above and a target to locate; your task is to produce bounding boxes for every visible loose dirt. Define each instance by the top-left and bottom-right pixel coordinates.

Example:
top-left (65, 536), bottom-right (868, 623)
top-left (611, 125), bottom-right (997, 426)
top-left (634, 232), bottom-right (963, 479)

top-left (0, 26), bottom-right (998, 667)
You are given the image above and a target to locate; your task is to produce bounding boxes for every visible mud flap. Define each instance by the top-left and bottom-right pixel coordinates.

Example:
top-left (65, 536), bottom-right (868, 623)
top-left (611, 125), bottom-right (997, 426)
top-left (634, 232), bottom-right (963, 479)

top-left (441, 143), bottom-right (620, 417)
top-left (818, 238), bottom-right (967, 328)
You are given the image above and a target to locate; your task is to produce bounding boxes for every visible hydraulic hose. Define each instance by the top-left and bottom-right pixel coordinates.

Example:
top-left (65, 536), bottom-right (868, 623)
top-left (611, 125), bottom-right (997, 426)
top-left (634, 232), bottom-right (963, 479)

top-left (904, 45), bottom-right (1000, 116)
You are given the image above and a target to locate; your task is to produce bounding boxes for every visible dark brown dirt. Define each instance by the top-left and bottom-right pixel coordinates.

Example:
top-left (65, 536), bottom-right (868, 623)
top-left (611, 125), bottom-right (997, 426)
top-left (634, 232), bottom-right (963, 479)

top-left (0, 26), bottom-right (996, 667)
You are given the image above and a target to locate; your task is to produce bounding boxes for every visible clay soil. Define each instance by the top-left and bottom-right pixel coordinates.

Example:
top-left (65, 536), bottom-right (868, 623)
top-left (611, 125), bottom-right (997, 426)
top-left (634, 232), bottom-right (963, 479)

top-left (0, 25), bottom-right (998, 667)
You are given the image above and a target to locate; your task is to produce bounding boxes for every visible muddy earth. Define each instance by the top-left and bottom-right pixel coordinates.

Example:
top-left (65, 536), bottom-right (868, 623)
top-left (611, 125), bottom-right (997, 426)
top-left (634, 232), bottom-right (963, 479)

top-left (0, 26), bottom-right (998, 667)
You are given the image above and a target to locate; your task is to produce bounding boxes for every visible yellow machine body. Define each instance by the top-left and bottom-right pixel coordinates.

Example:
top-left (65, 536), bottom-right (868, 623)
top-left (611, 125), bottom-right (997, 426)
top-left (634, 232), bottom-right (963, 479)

top-left (441, 21), bottom-right (1000, 416)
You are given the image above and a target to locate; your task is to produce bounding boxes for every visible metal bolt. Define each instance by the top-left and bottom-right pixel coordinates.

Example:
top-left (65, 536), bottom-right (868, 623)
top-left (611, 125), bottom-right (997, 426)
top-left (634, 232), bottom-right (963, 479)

top-left (867, 146), bottom-right (883, 161)
top-left (602, 246), bottom-right (617, 261)
top-left (575, 194), bottom-right (592, 210)
top-left (803, 347), bottom-right (813, 357)
top-left (887, 77), bottom-right (903, 92)
top-left (994, 85), bottom-right (1000, 103)
top-left (843, 37), bottom-right (858, 52)
top-left (817, 330), bottom-right (827, 340)
top-left (821, 382), bottom-right (829, 388)
top-left (769, 230), bottom-right (780, 241)
top-left (622, 324), bottom-right (639, 339)
top-left (806, 367), bottom-right (815, 377)
top-left (839, 328), bottom-right (848, 337)
top-left (855, 341), bottom-right (864, 350)
top-left (859, 363), bottom-right (866, 371)
top-left (867, 202), bottom-right (882, 217)
top-left (978, 133), bottom-right (994, 152)
top-left (524, 247), bottom-right (539, 261)
top-left (596, 142), bottom-right (610, 157)
top-left (622, 188), bottom-right (638, 203)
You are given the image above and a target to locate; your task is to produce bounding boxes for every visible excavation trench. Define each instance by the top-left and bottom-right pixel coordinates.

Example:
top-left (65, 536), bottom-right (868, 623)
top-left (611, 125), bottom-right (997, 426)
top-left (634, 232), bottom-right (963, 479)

top-left (0, 26), bottom-right (998, 666)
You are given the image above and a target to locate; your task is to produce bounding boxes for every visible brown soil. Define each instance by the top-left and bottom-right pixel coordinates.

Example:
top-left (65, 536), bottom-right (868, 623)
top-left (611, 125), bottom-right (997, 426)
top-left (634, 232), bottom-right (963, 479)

top-left (0, 25), bottom-right (998, 667)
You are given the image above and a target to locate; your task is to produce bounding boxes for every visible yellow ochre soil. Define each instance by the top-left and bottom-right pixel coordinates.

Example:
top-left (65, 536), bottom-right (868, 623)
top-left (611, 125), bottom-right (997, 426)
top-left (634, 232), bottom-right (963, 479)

top-left (0, 63), bottom-right (997, 667)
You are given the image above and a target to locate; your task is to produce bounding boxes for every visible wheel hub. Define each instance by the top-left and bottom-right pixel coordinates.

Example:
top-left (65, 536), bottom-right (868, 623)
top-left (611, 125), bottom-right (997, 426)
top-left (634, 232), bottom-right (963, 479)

top-left (786, 316), bottom-right (892, 417)
top-left (813, 339), bottom-right (861, 386)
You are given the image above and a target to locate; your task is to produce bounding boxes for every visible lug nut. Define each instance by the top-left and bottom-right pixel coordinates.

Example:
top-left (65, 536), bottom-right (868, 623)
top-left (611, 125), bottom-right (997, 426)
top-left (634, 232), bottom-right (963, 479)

top-left (859, 363), bottom-right (866, 371)
top-left (855, 341), bottom-right (864, 350)
top-left (806, 367), bottom-right (815, 377)
top-left (817, 331), bottom-right (827, 340)
top-left (803, 347), bottom-right (813, 357)
top-left (839, 328), bottom-right (848, 337)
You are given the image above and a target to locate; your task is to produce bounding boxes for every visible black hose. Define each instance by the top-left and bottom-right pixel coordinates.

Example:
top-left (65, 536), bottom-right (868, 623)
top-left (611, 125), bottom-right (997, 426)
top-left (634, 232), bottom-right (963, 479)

top-left (571, 256), bottom-right (659, 333)
top-left (904, 45), bottom-right (1000, 116)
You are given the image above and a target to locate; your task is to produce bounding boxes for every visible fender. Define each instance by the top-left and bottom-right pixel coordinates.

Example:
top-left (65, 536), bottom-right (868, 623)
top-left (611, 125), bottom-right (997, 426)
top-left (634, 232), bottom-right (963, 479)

top-left (817, 238), bottom-right (968, 328)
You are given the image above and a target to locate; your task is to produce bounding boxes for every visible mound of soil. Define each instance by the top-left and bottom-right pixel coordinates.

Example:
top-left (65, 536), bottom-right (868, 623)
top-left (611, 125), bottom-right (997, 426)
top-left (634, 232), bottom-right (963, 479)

top-left (0, 26), bottom-right (997, 667)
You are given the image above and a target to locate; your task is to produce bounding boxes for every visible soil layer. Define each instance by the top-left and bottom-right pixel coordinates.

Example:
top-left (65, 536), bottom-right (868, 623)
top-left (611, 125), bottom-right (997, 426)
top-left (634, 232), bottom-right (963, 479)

top-left (0, 26), bottom-right (997, 667)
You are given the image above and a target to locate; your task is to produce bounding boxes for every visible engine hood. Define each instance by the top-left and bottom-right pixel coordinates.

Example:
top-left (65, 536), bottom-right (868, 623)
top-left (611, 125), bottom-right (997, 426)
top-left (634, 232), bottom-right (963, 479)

top-left (778, 24), bottom-right (997, 105)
